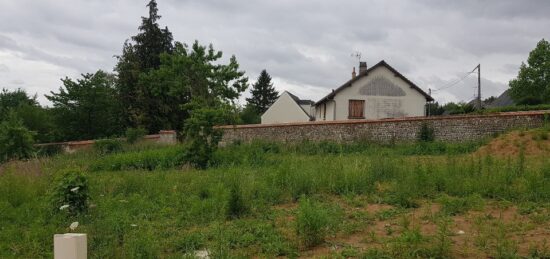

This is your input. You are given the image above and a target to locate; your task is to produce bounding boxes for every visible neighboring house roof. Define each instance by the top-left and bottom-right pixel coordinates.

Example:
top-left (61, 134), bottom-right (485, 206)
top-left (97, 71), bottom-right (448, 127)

top-left (315, 60), bottom-right (434, 105)
top-left (274, 91), bottom-right (314, 120)
top-left (286, 91), bottom-right (315, 106)
top-left (487, 89), bottom-right (515, 108)
top-left (466, 89), bottom-right (515, 109)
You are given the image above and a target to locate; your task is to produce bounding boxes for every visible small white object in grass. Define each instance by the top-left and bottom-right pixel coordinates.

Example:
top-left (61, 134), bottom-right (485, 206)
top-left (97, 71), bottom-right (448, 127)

top-left (131, 224), bottom-right (137, 227)
top-left (69, 222), bottom-right (79, 231)
top-left (118, 199), bottom-right (128, 203)
top-left (70, 187), bottom-right (80, 192)
top-left (195, 249), bottom-right (210, 259)
top-left (457, 230), bottom-right (465, 235)
top-left (59, 205), bottom-right (70, 210)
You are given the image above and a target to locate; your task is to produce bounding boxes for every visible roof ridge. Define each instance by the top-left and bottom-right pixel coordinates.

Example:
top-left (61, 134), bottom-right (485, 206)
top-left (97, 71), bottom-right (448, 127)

top-left (314, 60), bottom-right (433, 105)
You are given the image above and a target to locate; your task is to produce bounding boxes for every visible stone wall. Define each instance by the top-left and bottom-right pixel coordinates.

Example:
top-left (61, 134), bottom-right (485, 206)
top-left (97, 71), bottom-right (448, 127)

top-left (217, 111), bottom-right (549, 145)
top-left (35, 130), bottom-right (178, 154)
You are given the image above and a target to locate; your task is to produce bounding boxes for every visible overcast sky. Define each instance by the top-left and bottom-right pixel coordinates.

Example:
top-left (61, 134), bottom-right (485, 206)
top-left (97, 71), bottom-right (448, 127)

top-left (0, 0), bottom-right (548, 106)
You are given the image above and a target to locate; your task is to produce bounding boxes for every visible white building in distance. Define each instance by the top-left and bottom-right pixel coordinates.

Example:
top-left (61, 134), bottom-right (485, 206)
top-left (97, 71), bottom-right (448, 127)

top-left (261, 60), bottom-right (433, 124)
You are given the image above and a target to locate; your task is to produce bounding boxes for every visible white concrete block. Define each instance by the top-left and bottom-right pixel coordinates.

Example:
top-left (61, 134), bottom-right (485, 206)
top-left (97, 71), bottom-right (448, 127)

top-left (54, 233), bottom-right (87, 259)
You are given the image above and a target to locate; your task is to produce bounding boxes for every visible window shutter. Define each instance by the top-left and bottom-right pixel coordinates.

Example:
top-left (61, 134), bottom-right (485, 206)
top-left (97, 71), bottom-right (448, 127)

top-left (348, 100), bottom-right (364, 118)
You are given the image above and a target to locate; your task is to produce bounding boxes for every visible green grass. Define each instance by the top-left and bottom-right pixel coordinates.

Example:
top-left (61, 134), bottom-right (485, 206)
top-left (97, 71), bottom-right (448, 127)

top-left (1, 135), bottom-right (550, 258)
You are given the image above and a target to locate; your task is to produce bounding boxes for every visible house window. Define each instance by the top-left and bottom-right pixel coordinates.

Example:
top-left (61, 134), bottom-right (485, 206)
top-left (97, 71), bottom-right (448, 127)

top-left (348, 100), bottom-right (365, 119)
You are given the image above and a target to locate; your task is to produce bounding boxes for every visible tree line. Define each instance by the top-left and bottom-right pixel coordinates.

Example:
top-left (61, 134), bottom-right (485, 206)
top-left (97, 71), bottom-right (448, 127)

top-left (1, 1), bottom-right (549, 162)
top-left (0, 0), bottom-right (279, 162)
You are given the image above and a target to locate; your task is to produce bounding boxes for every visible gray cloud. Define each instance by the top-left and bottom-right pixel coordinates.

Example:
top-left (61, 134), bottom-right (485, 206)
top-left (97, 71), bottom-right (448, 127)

top-left (0, 64), bottom-right (8, 73)
top-left (10, 79), bottom-right (24, 85)
top-left (0, 0), bottom-right (547, 105)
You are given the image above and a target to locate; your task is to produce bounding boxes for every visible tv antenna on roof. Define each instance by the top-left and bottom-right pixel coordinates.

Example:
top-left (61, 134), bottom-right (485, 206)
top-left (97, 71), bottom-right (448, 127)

top-left (351, 52), bottom-right (362, 62)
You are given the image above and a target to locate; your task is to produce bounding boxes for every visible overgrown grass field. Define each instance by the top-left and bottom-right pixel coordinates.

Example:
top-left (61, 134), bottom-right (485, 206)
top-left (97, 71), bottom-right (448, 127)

top-left (1, 129), bottom-right (550, 258)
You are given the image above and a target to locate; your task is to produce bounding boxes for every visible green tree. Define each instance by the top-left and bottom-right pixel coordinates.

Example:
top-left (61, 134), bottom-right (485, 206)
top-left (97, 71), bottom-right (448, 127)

top-left (509, 39), bottom-right (550, 105)
top-left (183, 100), bottom-right (237, 169)
top-left (115, 0), bottom-right (173, 130)
top-left (246, 70), bottom-right (279, 114)
top-left (140, 41), bottom-right (248, 132)
top-left (0, 111), bottom-right (35, 162)
top-left (46, 71), bottom-right (123, 141)
top-left (239, 105), bottom-right (261, 124)
top-left (426, 102), bottom-right (445, 116)
top-left (0, 88), bottom-right (58, 142)
top-left (140, 40), bottom-right (249, 167)
top-left (0, 88), bottom-right (38, 120)
top-left (443, 102), bottom-right (475, 115)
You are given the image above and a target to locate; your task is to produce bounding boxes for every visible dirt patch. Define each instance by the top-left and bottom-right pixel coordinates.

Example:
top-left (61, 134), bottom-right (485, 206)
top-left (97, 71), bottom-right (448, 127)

top-left (290, 200), bottom-right (550, 258)
top-left (475, 130), bottom-right (550, 157)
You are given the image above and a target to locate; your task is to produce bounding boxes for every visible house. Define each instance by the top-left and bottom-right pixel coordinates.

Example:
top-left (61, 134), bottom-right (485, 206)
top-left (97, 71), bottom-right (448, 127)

top-left (315, 60), bottom-right (433, 121)
top-left (486, 89), bottom-right (515, 108)
top-left (261, 91), bottom-right (314, 124)
top-left (464, 89), bottom-right (515, 111)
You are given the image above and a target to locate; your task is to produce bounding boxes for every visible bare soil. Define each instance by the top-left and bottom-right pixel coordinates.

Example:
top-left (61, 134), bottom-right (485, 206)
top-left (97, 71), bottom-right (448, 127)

top-left (475, 130), bottom-right (550, 157)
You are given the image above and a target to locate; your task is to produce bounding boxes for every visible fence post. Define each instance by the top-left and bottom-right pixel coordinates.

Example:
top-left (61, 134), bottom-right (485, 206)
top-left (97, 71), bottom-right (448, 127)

top-left (54, 233), bottom-right (87, 259)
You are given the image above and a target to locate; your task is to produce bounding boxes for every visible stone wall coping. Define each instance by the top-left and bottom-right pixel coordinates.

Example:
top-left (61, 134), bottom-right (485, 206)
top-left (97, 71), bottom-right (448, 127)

top-left (216, 110), bottom-right (550, 129)
top-left (35, 131), bottom-right (171, 147)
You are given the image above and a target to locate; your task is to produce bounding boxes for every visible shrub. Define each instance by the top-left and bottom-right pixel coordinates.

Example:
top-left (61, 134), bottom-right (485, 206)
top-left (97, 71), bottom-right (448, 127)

top-left (183, 102), bottom-right (234, 169)
top-left (89, 146), bottom-right (187, 171)
top-left (227, 184), bottom-right (248, 219)
top-left (94, 139), bottom-right (123, 154)
top-left (125, 127), bottom-right (147, 144)
top-left (50, 169), bottom-right (89, 216)
top-left (417, 122), bottom-right (435, 142)
top-left (295, 197), bottom-right (331, 247)
top-left (0, 111), bottom-right (35, 162)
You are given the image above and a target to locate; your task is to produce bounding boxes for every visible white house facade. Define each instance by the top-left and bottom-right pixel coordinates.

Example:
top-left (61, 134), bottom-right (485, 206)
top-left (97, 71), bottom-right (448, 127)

top-left (315, 61), bottom-right (433, 121)
top-left (261, 91), bottom-right (314, 124)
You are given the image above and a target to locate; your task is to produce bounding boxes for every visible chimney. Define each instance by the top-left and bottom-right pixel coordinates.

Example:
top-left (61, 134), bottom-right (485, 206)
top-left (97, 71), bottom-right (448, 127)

top-left (359, 61), bottom-right (368, 74)
top-left (351, 67), bottom-right (356, 79)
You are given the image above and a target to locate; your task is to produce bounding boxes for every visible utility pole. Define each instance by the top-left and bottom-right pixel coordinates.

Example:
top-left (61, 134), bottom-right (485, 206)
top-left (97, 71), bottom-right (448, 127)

top-left (476, 64), bottom-right (481, 109)
top-left (428, 88), bottom-right (432, 116)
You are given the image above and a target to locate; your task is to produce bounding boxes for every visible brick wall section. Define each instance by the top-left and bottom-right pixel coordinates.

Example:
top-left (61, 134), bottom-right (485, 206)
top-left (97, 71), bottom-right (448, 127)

top-left (217, 111), bottom-right (550, 145)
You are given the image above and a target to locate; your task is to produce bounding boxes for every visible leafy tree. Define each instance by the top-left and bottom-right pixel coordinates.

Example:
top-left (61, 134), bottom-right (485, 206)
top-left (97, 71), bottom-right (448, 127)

top-left (136, 40), bottom-right (247, 168)
top-left (443, 102), bottom-right (475, 115)
top-left (0, 88), bottom-right (38, 120)
top-left (0, 111), bottom-right (35, 162)
top-left (141, 41), bottom-right (248, 132)
top-left (246, 70), bottom-right (279, 114)
top-left (183, 99), bottom-right (238, 169)
top-left (239, 105), bottom-right (261, 124)
top-left (46, 71), bottom-right (123, 141)
top-left (509, 39), bottom-right (550, 105)
top-left (115, 0), bottom-right (173, 130)
top-left (426, 102), bottom-right (445, 116)
top-left (0, 88), bottom-right (58, 142)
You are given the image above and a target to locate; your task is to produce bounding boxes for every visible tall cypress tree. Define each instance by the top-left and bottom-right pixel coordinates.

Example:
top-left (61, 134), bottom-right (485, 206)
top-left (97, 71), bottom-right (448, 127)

top-left (246, 70), bottom-right (279, 114)
top-left (115, 0), bottom-right (173, 131)
top-left (132, 0), bottom-right (174, 70)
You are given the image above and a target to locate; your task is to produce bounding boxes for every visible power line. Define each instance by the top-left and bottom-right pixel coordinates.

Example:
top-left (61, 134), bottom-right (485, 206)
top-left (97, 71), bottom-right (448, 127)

top-left (431, 70), bottom-right (476, 92)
